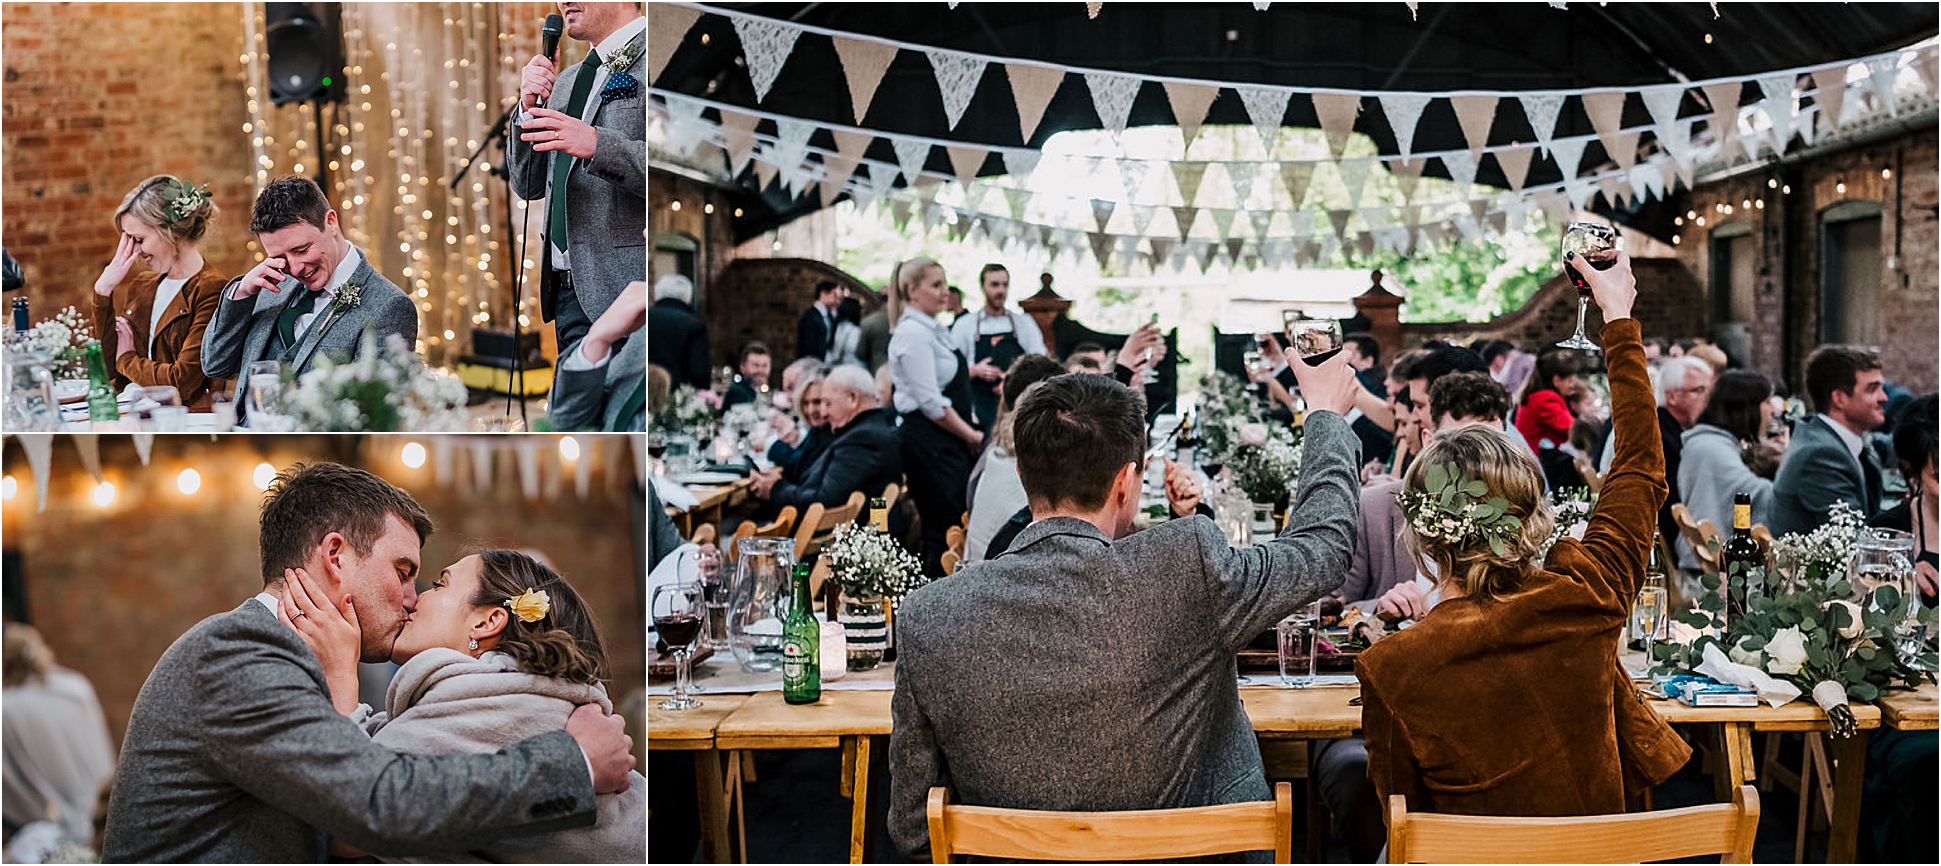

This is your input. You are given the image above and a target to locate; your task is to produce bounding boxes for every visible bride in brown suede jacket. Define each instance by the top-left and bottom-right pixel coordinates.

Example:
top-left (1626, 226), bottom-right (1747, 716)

top-left (1356, 250), bottom-right (1691, 818)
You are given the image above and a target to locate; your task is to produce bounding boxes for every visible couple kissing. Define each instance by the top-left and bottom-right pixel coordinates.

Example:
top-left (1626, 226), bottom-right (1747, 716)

top-left (101, 462), bottom-right (643, 863)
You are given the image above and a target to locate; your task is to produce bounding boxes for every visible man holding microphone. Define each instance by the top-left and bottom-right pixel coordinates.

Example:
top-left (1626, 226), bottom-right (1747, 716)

top-left (508, 2), bottom-right (646, 383)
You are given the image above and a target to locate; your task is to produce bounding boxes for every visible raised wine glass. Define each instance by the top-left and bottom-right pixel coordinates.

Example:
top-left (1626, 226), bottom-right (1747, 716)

top-left (1286, 318), bottom-right (1344, 365)
top-left (1558, 222), bottom-right (1619, 351)
top-left (653, 582), bottom-right (705, 711)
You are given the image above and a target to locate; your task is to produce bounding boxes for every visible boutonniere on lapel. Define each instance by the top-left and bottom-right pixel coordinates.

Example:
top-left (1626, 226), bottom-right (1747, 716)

top-left (314, 281), bottom-right (364, 335)
top-left (598, 44), bottom-right (641, 104)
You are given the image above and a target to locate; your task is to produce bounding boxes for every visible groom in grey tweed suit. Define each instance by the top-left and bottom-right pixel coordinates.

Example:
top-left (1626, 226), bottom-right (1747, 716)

top-left (888, 361), bottom-right (1364, 860)
top-left (202, 176), bottom-right (419, 382)
top-left (102, 462), bottom-right (635, 863)
top-left (508, 3), bottom-right (646, 377)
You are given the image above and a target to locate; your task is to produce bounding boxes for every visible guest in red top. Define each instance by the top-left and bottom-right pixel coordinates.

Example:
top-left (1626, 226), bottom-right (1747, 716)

top-left (1514, 349), bottom-right (1586, 450)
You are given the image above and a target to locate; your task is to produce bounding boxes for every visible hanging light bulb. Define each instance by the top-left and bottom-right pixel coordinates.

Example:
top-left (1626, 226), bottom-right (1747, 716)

top-left (178, 469), bottom-right (202, 495)
top-left (401, 442), bottom-right (427, 469)
top-left (254, 463), bottom-right (277, 490)
top-left (93, 482), bottom-right (116, 508)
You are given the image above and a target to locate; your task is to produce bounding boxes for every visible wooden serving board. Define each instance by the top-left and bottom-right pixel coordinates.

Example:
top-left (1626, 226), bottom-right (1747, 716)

top-left (649, 645), bottom-right (714, 682)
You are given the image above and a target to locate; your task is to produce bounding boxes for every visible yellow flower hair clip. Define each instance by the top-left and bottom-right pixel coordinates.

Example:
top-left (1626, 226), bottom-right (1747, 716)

top-left (505, 588), bottom-right (550, 623)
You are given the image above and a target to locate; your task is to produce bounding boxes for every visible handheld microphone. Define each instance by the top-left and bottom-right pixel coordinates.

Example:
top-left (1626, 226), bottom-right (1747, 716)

top-left (542, 14), bottom-right (564, 62)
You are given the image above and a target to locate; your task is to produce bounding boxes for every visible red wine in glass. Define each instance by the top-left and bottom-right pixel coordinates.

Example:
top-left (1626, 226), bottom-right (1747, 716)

top-left (655, 613), bottom-right (703, 650)
top-left (1302, 348), bottom-right (1342, 367)
top-left (1558, 222), bottom-right (1618, 351)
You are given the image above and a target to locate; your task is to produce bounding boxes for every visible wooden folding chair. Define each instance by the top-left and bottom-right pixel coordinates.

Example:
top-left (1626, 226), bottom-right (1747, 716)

top-left (940, 550), bottom-right (961, 575)
top-left (926, 783), bottom-right (1293, 863)
top-left (1671, 503), bottom-right (1723, 578)
top-left (1572, 455), bottom-right (1604, 495)
top-left (944, 525), bottom-right (966, 559)
top-left (690, 523), bottom-right (717, 548)
top-left (1386, 785), bottom-right (1760, 863)
top-left (794, 491), bottom-right (868, 561)
top-left (728, 506), bottom-right (797, 562)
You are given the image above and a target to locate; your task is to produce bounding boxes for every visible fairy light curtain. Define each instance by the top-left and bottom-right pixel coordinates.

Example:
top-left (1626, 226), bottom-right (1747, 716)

top-left (236, 1), bottom-right (556, 366)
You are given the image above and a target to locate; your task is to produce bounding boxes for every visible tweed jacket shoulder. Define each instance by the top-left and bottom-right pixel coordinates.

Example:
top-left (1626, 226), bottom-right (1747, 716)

top-left (1356, 319), bottom-right (1690, 820)
top-left (101, 599), bottom-right (596, 863)
top-left (887, 412), bottom-right (1361, 859)
top-left (507, 31), bottom-right (647, 331)
top-left (1770, 416), bottom-right (1872, 536)
top-left (549, 327), bottom-right (645, 432)
top-left (200, 250), bottom-right (419, 380)
top-left (90, 264), bottom-right (232, 409)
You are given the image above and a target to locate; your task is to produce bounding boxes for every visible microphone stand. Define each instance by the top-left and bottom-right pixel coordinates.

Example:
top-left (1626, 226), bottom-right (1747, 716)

top-left (452, 98), bottom-right (532, 426)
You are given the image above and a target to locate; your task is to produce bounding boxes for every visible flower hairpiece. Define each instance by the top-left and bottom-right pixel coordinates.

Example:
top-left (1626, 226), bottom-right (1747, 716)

top-left (1396, 462), bottom-right (1525, 557)
top-left (505, 588), bottom-right (551, 623)
top-left (161, 179), bottom-right (212, 223)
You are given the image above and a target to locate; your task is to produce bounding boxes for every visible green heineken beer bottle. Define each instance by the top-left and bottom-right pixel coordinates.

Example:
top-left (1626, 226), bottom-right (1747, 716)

top-left (782, 561), bottom-right (821, 704)
top-left (84, 339), bottom-right (120, 422)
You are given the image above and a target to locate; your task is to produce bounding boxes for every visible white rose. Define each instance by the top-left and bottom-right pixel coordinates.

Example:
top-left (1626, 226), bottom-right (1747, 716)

top-left (1239, 423), bottom-right (1268, 446)
top-left (1728, 637), bottom-right (1763, 668)
top-left (1822, 600), bottom-right (1865, 639)
top-left (1763, 626), bottom-right (1809, 677)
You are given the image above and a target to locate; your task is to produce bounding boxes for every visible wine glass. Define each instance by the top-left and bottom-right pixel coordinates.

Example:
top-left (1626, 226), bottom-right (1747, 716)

top-left (137, 385), bottom-right (187, 432)
top-left (1285, 318), bottom-right (1344, 366)
top-left (653, 582), bottom-right (705, 710)
top-left (1558, 222), bottom-right (1619, 351)
top-left (698, 545), bottom-right (730, 651)
top-left (245, 360), bottom-right (285, 428)
top-left (208, 389), bottom-right (238, 432)
top-left (1630, 580), bottom-right (1667, 678)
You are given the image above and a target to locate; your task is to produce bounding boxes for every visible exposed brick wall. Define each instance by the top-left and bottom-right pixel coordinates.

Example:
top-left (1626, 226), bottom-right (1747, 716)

top-left (2, 3), bottom-right (257, 318)
top-left (1661, 126), bottom-right (1938, 394)
top-left (648, 169), bottom-right (738, 311)
top-left (1396, 259), bottom-right (1707, 356)
top-left (712, 257), bottom-right (878, 370)
top-left (1, 435), bottom-right (644, 748)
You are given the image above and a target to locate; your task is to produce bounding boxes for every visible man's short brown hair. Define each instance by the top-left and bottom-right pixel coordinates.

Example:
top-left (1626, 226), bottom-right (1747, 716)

top-left (1012, 373), bottom-right (1146, 512)
top-left (1430, 372), bottom-right (1512, 426)
top-left (248, 175), bottom-right (331, 234)
top-left (1804, 345), bottom-right (1882, 414)
top-left (258, 462), bottom-right (434, 586)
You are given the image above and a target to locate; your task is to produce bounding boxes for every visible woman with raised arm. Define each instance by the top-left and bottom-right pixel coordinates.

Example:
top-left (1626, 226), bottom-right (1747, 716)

top-left (90, 176), bottom-right (230, 409)
top-left (1356, 250), bottom-right (1691, 820)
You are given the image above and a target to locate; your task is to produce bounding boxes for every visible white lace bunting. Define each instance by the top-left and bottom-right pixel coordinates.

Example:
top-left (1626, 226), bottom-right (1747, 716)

top-left (926, 48), bottom-right (989, 129)
top-left (731, 16), bottom-right (803, 101)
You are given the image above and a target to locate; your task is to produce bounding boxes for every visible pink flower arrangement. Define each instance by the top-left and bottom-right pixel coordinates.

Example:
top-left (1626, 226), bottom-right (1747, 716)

top-left (697, 389), bottom-right (723, 410)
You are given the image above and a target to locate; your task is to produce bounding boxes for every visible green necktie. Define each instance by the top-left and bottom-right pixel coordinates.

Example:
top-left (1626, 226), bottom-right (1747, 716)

top-left (548, 47), bottom-right (602, 254)
top-left (275, 290), bottom-right (323, 351)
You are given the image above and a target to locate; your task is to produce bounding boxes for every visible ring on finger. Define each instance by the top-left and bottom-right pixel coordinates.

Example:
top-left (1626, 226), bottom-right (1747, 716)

top-left (291, 610), bottom-right (307, 619)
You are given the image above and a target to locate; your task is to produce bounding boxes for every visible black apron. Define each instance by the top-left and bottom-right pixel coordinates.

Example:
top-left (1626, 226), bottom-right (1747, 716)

top-left (968, 314), bottom-right (1026, 432)
top-left (901, 347), bottom-right (975, 575)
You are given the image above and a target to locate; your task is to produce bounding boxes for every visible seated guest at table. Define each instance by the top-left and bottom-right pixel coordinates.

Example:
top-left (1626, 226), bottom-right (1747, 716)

top-left (721, 341), bottom-right (772, 410)
top-left (1342, 334), bottom-right (1394, 466)
top-left (1483, 340), bottom-right (1534, 397)
top-left (90, 175), bottom-right (231, 410)
top-left (1869, 394), bottom-right (1938, 606)
top-left (965, 355), bottom-right (1068, 566)
top-left (753, 366), bottom-right (901, 510)
top-left (772, 357), bottom-right (824, 414)
top-left (889, 258), bottom-right (984, 576)
top-left (888, 353), bottom-right (1364, 860)
top-left (1676, 371), bottom-right (1778, 570)
top-left (3, 622), bottom-right (117, 851)
top-left (1687, 343), bottom-right (1729, 376)
top-left (645, 364), bottom-right (671, 419)
top-left (202, 176), bottom-right (418, 382)
top-left (1064, 341), bottom-right (1109, 374)
top-left (1514, 348), bottom-right (1584, 451)
top-left (766, 361), bottom-right (830, 475)
top-left (1357, 251), bottom-right (1690, 822)
top-left (1599, 356), bottom-right (1713, 540)
top-left (1771, 345), bottom-right (1890, 534)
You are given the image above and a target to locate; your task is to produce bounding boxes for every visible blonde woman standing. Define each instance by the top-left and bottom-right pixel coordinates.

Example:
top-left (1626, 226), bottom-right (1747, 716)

top-left (887, 258), bottom-right (982, 575)
top-left (90, 176), bottom-right (229, 409)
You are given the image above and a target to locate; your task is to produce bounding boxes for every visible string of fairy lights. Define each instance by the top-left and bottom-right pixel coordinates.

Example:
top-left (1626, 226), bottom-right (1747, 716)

top-left (234, 2), bottom-right (554, 366)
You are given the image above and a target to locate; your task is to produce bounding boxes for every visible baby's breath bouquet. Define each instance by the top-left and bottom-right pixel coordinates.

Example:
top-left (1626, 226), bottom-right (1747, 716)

top-left (23, 305), bottom-right (93, 379)
top-left (821, 522), bottom-right (928, 600)
top-left (654, 385), bottom-right (719, 439)
top-left (1226, 421), bottom-right (1302, 504)
top-left (1538, 487), bottom-right (1596, 561)
top-left (283, 328), bottom-right (469, 431)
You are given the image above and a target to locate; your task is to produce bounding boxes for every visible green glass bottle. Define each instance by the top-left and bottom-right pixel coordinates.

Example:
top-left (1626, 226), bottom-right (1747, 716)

top-left (84, 339), bottom-right (120, 422)
top-left (782, 561), bottom-right (821, 704)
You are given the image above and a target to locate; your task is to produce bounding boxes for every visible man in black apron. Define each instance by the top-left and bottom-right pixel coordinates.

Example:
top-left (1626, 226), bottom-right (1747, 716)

top-left (951, 263), bottom-right (1047, 433)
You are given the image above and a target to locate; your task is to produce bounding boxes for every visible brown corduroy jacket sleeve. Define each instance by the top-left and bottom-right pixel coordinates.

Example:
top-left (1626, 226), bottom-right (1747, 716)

top-left (114, 268), bottom-right (228, 405)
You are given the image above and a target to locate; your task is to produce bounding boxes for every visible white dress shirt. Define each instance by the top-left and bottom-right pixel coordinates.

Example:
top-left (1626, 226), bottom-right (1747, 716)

top-left (948, 307), bottom-right (1047, 361)
top-left (889, 310), bottom-right (961, 419)
top-left (148, 276), bottom-right (188, 356)
top-left (526, 15), bottom-right (646, 272)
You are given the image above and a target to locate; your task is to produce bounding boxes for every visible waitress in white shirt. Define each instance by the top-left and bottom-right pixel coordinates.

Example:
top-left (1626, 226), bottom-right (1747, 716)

top-left (888, 257), bottom-right (982, 575)
top-left (89, 175), bottom-right (231, 409)
top-left (949, 262), bottom-right (1047, 434)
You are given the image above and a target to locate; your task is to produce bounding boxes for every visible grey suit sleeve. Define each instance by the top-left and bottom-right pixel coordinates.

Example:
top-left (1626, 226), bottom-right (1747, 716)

top-left (200, 279), bottom-right (253, 379)
top-left (507, 102), bottom-right (552, 201)
top-left (194, 624), bottom-right (597, 855)
top-left (1205, 412), bottom-right (1360, 649)
top-left (548, 361), bottom-right (607, 431)
top-left (367, 291), bottom-right (420, 355)
top-left (888, 634), bottom-right (947, 861)
top-left (587, 126), bottom-right (646, 198)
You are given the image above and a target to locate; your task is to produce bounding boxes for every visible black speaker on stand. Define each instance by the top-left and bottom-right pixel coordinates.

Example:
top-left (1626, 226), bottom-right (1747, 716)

top-left (265, 3), bottom-right (346, 190)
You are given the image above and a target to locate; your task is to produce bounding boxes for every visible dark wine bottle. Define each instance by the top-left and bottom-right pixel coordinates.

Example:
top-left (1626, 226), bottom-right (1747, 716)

top-left (1721, 493), bottom-right (1763, 619)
